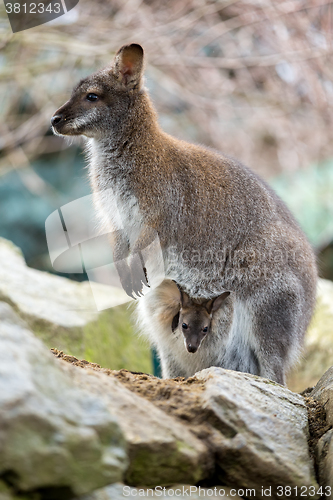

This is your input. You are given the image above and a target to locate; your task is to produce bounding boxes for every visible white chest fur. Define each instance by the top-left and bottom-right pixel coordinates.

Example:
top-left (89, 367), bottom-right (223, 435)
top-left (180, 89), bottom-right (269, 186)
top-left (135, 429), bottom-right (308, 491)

top-left (87, 139), bottom-right (143, 245)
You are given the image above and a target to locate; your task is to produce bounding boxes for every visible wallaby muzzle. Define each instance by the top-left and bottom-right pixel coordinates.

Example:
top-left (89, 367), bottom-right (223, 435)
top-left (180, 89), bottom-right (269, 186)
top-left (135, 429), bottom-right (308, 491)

top-left (51, 114), bottom-right (63, 127)
top-left (186, 343), bottom-right (198, 354)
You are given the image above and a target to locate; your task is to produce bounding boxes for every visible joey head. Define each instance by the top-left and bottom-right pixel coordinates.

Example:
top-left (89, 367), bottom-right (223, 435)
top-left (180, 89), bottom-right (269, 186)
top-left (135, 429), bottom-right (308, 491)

top-left (172, 289), bottom-right (230, 354)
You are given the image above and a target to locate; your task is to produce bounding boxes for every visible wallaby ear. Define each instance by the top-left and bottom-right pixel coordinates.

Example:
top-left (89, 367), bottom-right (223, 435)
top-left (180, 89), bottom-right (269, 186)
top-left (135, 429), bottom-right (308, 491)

top-left (113, 44), bottom-right (144, 88)
top-left (205, 291), bottom-right (230, 315)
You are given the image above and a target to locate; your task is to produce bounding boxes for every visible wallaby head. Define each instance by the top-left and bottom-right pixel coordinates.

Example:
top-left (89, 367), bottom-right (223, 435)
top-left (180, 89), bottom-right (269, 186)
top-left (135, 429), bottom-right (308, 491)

top-left (51, 44), bottom-right (145, 138)
top-left (172, 289), bottom-right (230, 354)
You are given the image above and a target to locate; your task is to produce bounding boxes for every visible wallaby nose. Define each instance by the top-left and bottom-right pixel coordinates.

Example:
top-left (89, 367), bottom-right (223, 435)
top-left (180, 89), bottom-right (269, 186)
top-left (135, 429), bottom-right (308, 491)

top-left (187, 344), bottom-right (197, 353)
top-left (51, 114), bottom-right (63, 126)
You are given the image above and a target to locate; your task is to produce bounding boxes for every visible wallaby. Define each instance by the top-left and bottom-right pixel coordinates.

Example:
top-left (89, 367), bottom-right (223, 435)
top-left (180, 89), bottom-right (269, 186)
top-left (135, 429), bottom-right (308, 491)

top-left (172, 285), bottom-right (230, 354)
top-left (137, 279), bottom-right (233, 378)
top-left (51, 43), bottom-right (317, 385)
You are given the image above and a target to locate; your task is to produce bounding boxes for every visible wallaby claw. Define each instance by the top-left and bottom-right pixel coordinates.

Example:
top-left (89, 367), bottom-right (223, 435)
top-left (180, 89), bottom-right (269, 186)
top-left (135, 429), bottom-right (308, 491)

top-left (122, 283), bottom-right (136, 300)
top-left (143, 266), bottom-right (150, 287)
top-left (115, 262), bottom-right (135, 299)
top-left (131, 284), bottom-right (144, 298)
top-left (130, 257), bottom-right (149, 298)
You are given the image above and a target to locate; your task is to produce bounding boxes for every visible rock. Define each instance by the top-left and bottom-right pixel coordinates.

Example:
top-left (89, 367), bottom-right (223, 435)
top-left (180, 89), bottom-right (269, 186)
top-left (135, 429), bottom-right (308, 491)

top-left (58, 356), bottom-right (320, 500)
top-left (0, 302), bottom-right (210, 495)
top-left (78, 483), bottom-right (242, 499)
top-left (0, 480), bottom-right (15, 500)
top-left (0, 236), bottom-right (324, 497)
top-left (61, 364), bottom-right (211, 487)
top-left (288, 279), bottom-right (333, 392)
top-left (316, 430), bottom-right (333, 500)
top-left (0, 237), bottom-right (109, 327)
top-left (0, 479), bottom-right (33, 500)
top-left (196, 367), bottom-right (319, 499)
top-left (0, 302), bottom-right (127, 496)
top-left (311, 366), bottom-right (333, 426)
top-left (310, 367), bottom-right (333, 498)
top-left (0, 237), bottom-right (151, 373)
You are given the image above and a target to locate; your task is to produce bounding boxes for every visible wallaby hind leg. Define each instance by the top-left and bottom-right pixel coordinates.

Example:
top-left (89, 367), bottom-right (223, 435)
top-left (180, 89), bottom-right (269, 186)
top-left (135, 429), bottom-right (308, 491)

top-left (221, 300), bottom-right (262, 379)
top-left (222, 280), bottom-right (307, 385)
top-left (252, 283), bottom-right (307, 385)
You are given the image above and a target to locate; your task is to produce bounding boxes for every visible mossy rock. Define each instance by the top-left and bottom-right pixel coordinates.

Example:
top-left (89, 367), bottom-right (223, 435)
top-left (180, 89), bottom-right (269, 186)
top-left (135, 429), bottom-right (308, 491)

top-left (33, 303), bottom-right (152, 373)
top-left (0, 237), bottom-right (152, 374)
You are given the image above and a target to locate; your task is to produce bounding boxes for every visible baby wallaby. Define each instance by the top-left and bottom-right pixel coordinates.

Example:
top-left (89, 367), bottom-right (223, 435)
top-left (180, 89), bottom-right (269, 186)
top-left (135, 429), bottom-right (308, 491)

top-left (51, 43), bottom-right (317, 384)
top-left (172, 287), bottom-right (230, 354)
top-left (138, 279), bottom-right (233, 378)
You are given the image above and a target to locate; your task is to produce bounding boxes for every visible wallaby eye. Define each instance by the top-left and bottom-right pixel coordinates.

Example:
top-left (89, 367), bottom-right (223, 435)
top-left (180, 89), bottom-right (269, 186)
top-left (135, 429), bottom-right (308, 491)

top-left (86, 93), bottom-right (99, 102)
top-left (182, 323), bottom-right (188, 330)
top-left (203, 327), bottom-right (208, 333)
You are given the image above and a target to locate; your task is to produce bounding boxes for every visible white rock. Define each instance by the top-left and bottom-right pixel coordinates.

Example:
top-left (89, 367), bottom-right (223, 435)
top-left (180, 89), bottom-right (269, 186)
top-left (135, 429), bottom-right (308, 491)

top-left (0, 301), bottom-right (210, 495)
top-left (0, 237), bottom-right (127, 328)
top-left (63, 361), bottom-right (211, 486)
top-left (316, 430), bottom-right (333, 500)
top-left (0, 302), bottom-right (127, 496)
top-left (311, 365), bottom-right (333, 426)
top-left (195, 367), bottom-right (319, 499)
top-left (312, 366), bottom-right (333, 498)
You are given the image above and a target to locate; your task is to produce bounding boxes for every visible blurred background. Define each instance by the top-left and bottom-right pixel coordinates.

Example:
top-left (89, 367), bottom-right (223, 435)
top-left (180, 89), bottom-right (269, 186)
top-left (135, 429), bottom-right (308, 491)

top-left (0, 0), bottom-right (333, 374)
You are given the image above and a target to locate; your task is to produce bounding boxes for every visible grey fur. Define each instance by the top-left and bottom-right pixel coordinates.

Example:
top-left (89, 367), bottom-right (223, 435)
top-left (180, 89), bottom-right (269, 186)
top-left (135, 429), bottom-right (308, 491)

top-left (51, 43), bottom-right (318, 385)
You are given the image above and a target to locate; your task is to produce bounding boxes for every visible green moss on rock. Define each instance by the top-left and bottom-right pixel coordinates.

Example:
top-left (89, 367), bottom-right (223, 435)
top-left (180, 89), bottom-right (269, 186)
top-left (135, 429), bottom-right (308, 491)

top-left (32, 304), bottom-right (152, 374)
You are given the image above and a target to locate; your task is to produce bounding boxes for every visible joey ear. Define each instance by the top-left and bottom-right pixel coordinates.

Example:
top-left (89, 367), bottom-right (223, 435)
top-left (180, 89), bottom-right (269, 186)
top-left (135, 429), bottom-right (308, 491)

top-left (173, 281), bottom-right (191, 308)
top-left (180, 290), bottom-right (191, 308)
top-left (171, 280), bottom-right (182, 305)
top-left (205, 291), bottom-right (230, 315)
top-left (171, 312), bottom-right (180, 332)
top-left (113, 44), bottom-right (144, 88)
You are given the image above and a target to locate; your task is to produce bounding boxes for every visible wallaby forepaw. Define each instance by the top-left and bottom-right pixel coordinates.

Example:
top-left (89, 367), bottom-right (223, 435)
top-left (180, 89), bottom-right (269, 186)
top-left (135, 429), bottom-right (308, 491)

top-left (130, 254), bottom-right (150, 297)
top-left (130, 272), bottom-right (146, 298)
top-left (121, 279), bottom-right (137, 300)
top-left (114, 260), bottom-right (137, 299)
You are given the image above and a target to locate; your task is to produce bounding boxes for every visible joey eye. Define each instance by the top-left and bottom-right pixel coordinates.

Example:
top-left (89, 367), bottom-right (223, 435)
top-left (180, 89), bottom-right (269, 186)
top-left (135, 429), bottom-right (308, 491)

top-left (182, 323), bottom-right (188, 330)
top-left (86, 93), bottom-right (99, 102)
top-left (203, 327), bottom-right (208, 333)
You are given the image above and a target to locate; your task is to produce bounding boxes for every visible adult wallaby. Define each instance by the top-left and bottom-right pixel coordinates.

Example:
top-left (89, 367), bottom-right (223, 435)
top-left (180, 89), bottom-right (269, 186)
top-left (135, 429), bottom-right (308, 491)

top-left (138, 279), bottom-right (233, 378)
top-left (51, 43), bottom-right (317, 385)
